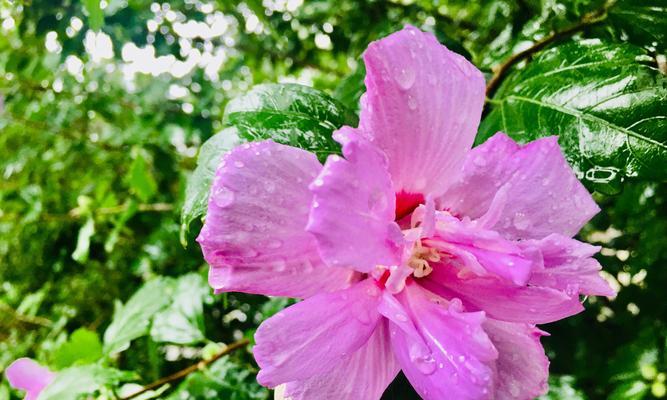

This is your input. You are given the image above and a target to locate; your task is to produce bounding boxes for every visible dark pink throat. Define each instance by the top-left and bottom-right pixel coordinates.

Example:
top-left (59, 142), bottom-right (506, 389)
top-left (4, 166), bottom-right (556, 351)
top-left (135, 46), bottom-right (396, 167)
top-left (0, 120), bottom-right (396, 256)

top-left (395, 191), bottom-right (424, 221)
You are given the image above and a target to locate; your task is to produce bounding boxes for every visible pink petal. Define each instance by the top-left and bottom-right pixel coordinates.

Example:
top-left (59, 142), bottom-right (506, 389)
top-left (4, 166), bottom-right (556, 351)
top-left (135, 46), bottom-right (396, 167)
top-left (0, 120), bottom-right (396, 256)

top-left (382, 282), bottom-right (497, 400)
top-left (440, 133), bottom-right (600, 240)
top-left (484, 319), bottom-right (549, 400)
top-left (523, 234), bottom-right (615, 297)
top-left (197, 140), bottom-right (355, 298)
top-left (284, 319), bottom-right (399, 400)
top-left (253, 279), bottom-right (383, 388)
top-left (431, 214), bottom-right (534, 285)
top-left (6, 358), bottom-right (55, 400)
top-left (307, 128), bottom-right (404, 273)
top-left (359, 25), bottom-right (486, 197)
top-left (423, 263), bottom-right (584, 324)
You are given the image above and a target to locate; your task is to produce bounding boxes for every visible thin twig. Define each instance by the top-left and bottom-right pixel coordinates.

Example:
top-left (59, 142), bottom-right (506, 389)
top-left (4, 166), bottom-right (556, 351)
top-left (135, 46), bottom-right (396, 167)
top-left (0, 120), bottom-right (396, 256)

top-left (68, 203), bottom-right (174, 218)
top-left (485, 1), bottom-right (615, 97)
top-left (120, 339), bottom-right (250, 400)
top-left (0, 301), bottom-right (53, 328)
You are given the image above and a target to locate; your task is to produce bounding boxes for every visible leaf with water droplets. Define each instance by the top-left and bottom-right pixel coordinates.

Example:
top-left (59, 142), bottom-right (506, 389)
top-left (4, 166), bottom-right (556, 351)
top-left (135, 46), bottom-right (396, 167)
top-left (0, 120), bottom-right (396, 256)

top-left (480, 41), bottom-right (667, 194)
top-left (224, 83), bottom-right (358, 161)
top-left (180, 128), bottom-right (241, 245)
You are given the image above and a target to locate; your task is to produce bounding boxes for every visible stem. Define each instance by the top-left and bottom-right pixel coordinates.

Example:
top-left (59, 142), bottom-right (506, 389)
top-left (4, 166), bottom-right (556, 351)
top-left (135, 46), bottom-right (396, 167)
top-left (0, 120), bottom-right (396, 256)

top-left (68, 203), bottom-right (174, 218)
top-left (485, 1), bottom-right (614, 97)
top-left (120, 339), bottom-right (250, 400)
top-left (0, 301), bottom-right (53, 327)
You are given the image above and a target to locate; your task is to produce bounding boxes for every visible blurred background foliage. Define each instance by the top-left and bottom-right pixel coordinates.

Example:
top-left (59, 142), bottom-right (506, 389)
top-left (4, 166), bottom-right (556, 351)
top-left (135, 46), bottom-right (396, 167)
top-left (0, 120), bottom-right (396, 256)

top-left (0, 0), bottom-right (665, 399)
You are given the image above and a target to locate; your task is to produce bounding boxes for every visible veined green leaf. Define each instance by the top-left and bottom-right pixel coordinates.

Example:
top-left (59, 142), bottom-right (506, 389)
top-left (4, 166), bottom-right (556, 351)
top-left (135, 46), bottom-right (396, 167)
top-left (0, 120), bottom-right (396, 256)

top-left (102, 277), bottom-right (174, 355)
top-left (480, 40), bottom-right (667, 193)
top-left (83, 0), bottom-right (104, 31)
top-left (224, 83), bottom-right (358, 160)
top-left (150, 273), bottom-right (209, 344)
top-left (53, 328), bottom-right (103, 369)
top-left (39, 364), bottom-right (136, 400)
top-left (180, 128), bottom-right (241, 245)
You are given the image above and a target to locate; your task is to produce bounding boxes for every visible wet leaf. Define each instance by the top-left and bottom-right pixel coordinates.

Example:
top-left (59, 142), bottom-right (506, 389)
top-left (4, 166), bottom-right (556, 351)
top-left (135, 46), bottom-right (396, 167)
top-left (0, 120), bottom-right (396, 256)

top-left (103, 278), bottom-right (174, 355)
top-left (40, 364), bottom-right (136, 400)
top-left (53, 328), bottom-right (103, 369)
top-left (150, 273), bottom-right (209, 344)
top-left (480, 40), bottom-right (667, 193)
top-left (72, 217), bottom-right (95, 264)
top-left (224, 83), bottom-right (358, 161)
top-left (180, 128), bottom-right (240, 245)
top-left (83, 0), bottom-right (104, 31)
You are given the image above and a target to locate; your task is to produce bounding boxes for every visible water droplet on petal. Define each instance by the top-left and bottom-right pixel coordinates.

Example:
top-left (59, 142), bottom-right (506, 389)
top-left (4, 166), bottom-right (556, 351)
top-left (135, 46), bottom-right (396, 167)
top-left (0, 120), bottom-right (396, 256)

top-left (234, 160), bottom-right (245, 168)
top-left (368, 190), bottom-right (388, 213)
top-left (407, 95), bottom-right (417, 110)
top-left (212, 187), bottom-right (235, 208)
top-left (394, 67), bottom-right (416, 90)
top-left (409, 344), bottom-right (437, 375)
top-left (473, 156), bottom-right (487, 167)
top-left (395, 313), bottom-right (408, 322)
top-left (265, 238), bottom-right (283, 249)
top-left (512, 212), bottom-right (530, 230)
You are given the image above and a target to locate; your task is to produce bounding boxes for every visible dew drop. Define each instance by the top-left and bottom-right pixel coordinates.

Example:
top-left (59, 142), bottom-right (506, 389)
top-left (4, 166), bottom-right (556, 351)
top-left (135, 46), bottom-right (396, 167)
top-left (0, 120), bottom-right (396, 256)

top-left (407, 95), bottom-right (417, 110)
top-left (394, 66), bottom-right (416, 90)
top-left (395, 313), bottom-right (408, 322)
top-left (265, 238), bottom-right (283, 249)
top-left (234, 160), bottom-right (245, 168)
top-left (368, 190), bottom-right (388, 213)
top-left (212, 187), bottom-right (235, 208)
top-left (512, 212), bottom-right (530, 230)
top-left (473, 155), bottom-right (487, 167)
top-left (409, 344), bottom-right (437, 375)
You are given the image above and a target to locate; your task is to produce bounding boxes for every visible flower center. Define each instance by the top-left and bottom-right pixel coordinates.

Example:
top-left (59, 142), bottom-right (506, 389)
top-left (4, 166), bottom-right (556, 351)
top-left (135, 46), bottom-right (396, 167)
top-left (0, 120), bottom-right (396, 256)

top-left (407, 240), bottom-right (441, 278)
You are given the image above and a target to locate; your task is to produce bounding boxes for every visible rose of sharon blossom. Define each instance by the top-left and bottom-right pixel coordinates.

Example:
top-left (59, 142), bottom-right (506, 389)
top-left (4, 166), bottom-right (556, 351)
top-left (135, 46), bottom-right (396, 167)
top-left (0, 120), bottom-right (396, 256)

top-left (197, 26), bottom-right (614, 400)
top-left (6, 358), bottom-right (55, 400)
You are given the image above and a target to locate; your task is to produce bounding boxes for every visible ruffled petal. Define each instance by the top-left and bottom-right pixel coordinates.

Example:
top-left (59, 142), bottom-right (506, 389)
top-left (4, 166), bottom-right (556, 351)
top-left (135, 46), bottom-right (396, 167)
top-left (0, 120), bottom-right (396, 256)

top-left (382, 283), bottom-right (497, 400)
top-left (431, 213), bottom-right (535, 285)
top-left (423, 263), bottom-right (584, 324)
top-left (307, 128), bottom-right (403, 273)
top-left (484, 319), bottom-right (550, 400)
top-left (523, 234), bottom-right (615, 297)
top-left (283, 319), bottom-right (399, 400)
top-left (440, 133), bottom-right (599, 240)
top-left (198, 140), bottom-right (355, 298)
top-left (6, 358), bottom-right (55, 400)
top-left (359, 25), bottom-right (486, 197)
top-left (254, 279), bottom-right (383, 387)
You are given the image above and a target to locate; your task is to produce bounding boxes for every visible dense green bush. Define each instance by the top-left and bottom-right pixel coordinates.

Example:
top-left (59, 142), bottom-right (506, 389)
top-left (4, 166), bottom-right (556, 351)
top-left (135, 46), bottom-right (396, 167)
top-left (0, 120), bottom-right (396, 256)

top-left (0, 0), bottom-right (665, 399)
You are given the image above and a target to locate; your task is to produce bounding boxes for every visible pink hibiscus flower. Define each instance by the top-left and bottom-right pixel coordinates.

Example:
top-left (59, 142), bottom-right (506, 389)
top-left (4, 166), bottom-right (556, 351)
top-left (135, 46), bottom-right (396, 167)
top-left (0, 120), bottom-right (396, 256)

top-left (198, 26), bottom-right (614, 400)
top-left (6, 358), bottom-right (55, 400)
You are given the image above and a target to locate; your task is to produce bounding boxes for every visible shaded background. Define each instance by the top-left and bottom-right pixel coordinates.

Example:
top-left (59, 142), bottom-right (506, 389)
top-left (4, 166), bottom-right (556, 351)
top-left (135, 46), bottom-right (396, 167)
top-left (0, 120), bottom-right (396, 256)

top-left (1, 0), bottom-right (666, 399)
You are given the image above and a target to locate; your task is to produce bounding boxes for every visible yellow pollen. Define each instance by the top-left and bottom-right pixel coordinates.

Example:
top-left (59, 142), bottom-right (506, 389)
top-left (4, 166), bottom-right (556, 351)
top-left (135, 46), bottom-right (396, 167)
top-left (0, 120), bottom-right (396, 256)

top-left (408, 241), bottom-right (441, 278)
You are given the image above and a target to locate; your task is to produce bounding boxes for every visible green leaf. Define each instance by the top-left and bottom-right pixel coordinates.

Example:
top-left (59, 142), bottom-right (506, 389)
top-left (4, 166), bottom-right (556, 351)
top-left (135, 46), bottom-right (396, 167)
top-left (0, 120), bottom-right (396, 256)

top-left (102, 277), bottom-right (174, 355)
top-left (126, 147), bottom-right (158, 203)
top-left (150, 273), bottom-right (208, 344)
top-left (83, 0), bottom-right (104, 31)
top-left (53, 328), bottom-right (103, 369)
top-left (72, 217), bottom-right (95, 263)
top-left (180, 128), bottom-right (241, 245)
top-left (608, 0), bottom-right (667, 52)
top-left (609, 380), bottom-right (650, 400)
top-left (333, 63), bottom-right (366, 114)
top-left (165, 356), bottom-right (267, 400)
top-left (224, 83), bottom-right (358, 160)
top-left (480, 40), bottom-right (667, 193)
top-left (39, 364), bottom-right (136, 400)
top-left (539, 375), bottom-right (588, 399)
